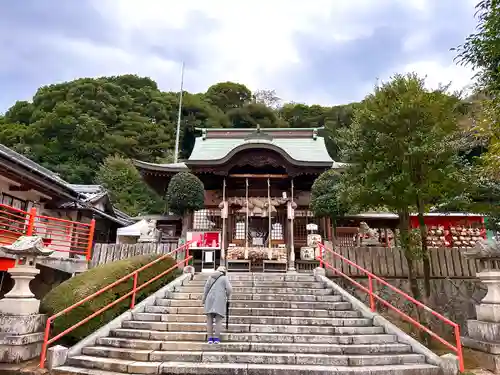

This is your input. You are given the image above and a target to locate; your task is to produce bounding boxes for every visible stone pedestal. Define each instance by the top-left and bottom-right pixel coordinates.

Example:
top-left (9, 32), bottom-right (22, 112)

top-left (0, 314), bottom-right (47, 363)
top-left (0, 236), bottom-right (54, 363)
top-left (0, 265), bottom-right (40, 315)
top-left (463, 269), bottom-right (500, 373)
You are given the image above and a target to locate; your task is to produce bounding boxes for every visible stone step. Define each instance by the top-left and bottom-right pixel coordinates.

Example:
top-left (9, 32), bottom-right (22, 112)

top-left (225, 300), bottom-right (351, 310)
top-left (165, 291), bottom-right (337, 301)
top-left (96, 337), bottom-right (405, 352)
top-left (110, 329), bottom-right (389, 342)
top-left (142, 307), bottom-right (361, 319)
top-left (61, 359), bottom-right (439, 375)
top-left (80, 346), bottom-right (425, 366)
top-left (186, 280), bottom-right (325, 288)
top-left (132, 313), bottom-right (363, 324)
top-left (176, 286), bottom-right (333, 295)
top-left (160, 293), bottom-right (342, 303)
top-left (145, 305), bottom-right (356, 317)
top-left (120, 319), bottom-right (374, 334)
top-left (192, 274), bottom-right (317, 282)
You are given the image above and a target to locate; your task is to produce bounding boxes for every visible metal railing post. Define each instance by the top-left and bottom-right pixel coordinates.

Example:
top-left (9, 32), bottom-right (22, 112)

top-left (39, 318), bottom-right (52, 368)
top-left (130, 272), bottom-right (138, 309)
top-left (368, 275), bottom-right (376, 312)
top-left (26, 207), bottom-right (37, 236)
top-left (454, 325), bottom-right (464, 372)
top-left (85, 219), bottom-right (96, 261)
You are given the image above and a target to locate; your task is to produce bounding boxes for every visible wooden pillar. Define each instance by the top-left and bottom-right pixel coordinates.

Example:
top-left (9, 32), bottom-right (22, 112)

top-left (267, 177), bottom-right (272, 260)
top-left (326, 217), bottom-right (333, 242)
top-left (221, 178), bottom-right (227, 263)
top-left (245, 178), bottom-right (249, 260)
top-left (288, 178), bottom-right (296, 272)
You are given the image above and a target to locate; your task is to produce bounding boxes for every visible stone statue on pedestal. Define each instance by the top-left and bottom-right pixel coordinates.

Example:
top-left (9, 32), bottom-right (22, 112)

top-left (138, 219), bottom-right (160, 243)
top-left (0, 236), bottom-right (54, 363)
top-left (461, 238), bottom-right (500, 373)
top-left (359, 222), bottom-right (380, 246)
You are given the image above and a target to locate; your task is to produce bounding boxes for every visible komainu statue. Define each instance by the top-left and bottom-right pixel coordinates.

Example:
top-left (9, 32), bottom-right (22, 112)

top-left (138, 219), bottom-right (160, 243)
top-left (359, 221), bottom-right (380, 246)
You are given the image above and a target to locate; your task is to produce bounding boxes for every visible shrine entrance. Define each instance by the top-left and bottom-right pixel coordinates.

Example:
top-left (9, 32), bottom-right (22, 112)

top-left (223, 174), bottom-right (294, 272)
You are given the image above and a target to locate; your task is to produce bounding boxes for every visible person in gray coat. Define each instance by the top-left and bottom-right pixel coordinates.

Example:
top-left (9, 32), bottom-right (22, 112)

top-left (202, 265), bottom-right (232, 344)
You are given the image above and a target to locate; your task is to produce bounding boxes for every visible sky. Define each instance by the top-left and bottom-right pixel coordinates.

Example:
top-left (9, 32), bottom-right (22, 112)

top-left (0, 0), bottom-right (480, 113)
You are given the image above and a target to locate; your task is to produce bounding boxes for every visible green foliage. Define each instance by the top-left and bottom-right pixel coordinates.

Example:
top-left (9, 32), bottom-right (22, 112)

top-left (0, 75), bottom-right (224, 183)
top-left (278, 103), bottom-right (356, 160)
top-left (455, 0), bottom-right (500, 94)
top-left (228, 103), bottom-right (286, 128)
top-left (205, 82), bottom-right (252, 112)
top-left (40, 254), bottom-right (180, 345)
top-left (310, 170), bottom-right (348, 222)
top-left (165, 172), bottom-right (205, 216)
top-left (95, 155), bottom-right (165, 216)
top-left (440, 169), bottom-right (500, 231)
top-left (338, 73), bottom-right (466, 215)
top-left (0, 75), bottom-right (354, 184)
top-left (455, 1), bottom-right (500, 179)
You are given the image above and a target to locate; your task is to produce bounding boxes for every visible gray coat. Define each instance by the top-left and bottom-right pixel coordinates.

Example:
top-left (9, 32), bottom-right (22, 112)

top-left (202, 271), bottom-right (232, 317)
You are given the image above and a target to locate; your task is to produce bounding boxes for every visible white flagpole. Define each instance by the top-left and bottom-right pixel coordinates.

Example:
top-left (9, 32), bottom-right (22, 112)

top-left (221, 178), bottom-right (226, 266)
top-left (173, 62), bottom-right (185, 163)
top-left (268, 178), bottom-right (272, 259)
top-left (245, 178), bottom-right (249, 259)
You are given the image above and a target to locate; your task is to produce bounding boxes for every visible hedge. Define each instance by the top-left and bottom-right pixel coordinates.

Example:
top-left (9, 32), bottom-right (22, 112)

top-left (40, 254), bottom-right (180, 345)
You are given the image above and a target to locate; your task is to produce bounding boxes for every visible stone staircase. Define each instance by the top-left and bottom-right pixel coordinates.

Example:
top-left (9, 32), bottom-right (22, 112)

top-left (55, 272), bottom-right (441, 375)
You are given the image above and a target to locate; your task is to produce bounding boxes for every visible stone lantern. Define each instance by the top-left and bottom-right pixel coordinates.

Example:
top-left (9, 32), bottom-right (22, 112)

top-left (0, 236), bottom-right (54, 363)
top-left (461, 238), bottom-right (500, 373)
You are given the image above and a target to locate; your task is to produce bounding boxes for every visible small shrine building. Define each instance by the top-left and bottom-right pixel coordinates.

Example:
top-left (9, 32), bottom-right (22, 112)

top-left (135, 126), bottom-right (344, 272)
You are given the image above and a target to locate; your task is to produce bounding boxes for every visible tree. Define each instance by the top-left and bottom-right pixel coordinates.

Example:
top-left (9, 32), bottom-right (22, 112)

top-left (0, 73), bottom-right (362, 188)
top-left (165, 172), bottom-right (205, 237)
top-left (454, 1), bottom-right (500, 177)
top-left (253, 89), bottom-right (282, 109)
top-left (0, 75), bottom-right (227, 183)
top-left (227, 103), bottom-right (286, 128)
top-left (338, 73), bottom-right (466, 305)
top-left (205, 82), bottom-right (252, 112)
top-left (310, 170), bottom-right (348, 234)
top-left (455, 0), bottom-right (500, 95)
top-left (278, 103), bottom-right (357, 160)
top-left (95, 155), bottom-right (165, 216)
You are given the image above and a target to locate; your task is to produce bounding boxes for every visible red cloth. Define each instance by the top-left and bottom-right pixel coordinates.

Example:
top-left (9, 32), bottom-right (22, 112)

top-left (0, 258), bottom-right (15, 271)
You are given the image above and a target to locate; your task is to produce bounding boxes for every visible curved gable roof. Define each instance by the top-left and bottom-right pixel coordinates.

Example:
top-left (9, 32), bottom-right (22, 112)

top-left (187, 128), bottom-right (333, 167)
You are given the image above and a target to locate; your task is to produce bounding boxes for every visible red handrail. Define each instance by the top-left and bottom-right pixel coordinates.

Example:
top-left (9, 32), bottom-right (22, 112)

top-left (317, 243), bottom-right (464, 372)
top-left (39, 241), bottom-right (194, 368)
top-left (0, 204), bottom-right (96, 260)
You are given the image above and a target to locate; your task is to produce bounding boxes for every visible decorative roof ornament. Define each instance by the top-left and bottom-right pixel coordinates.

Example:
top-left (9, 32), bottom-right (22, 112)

top-left (244, 124), bottom-right (273, 141)
top-left (312, 128), bottom-right (318, 140)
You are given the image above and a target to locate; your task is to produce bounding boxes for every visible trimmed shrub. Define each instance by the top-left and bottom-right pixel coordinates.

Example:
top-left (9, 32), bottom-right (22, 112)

top-left (40, 254), bottom-right (180, 345)
top-left (165, 172), bottom-right (204, 216)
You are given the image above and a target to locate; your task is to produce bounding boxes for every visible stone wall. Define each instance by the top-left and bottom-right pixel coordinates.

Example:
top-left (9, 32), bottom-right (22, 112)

top-left (334, 276), bottom-right (486, 339)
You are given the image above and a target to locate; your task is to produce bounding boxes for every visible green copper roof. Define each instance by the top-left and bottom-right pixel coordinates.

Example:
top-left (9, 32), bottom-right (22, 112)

top-left (188, 127), bottom-right (333, 165)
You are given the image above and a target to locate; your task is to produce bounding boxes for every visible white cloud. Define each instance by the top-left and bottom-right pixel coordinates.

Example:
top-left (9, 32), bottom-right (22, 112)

top-left (401, 60), bottom-right (475, 92)
top-left (0, 0), bottom-right (479, 110)
top-left (87, 0), bottom-right (476, 104)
